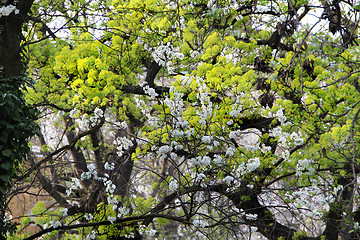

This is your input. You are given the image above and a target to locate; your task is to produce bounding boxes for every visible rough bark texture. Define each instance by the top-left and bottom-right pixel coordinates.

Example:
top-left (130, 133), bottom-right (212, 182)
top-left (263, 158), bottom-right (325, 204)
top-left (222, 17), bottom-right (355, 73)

top-left (0, 1), bottom-right (34, 237)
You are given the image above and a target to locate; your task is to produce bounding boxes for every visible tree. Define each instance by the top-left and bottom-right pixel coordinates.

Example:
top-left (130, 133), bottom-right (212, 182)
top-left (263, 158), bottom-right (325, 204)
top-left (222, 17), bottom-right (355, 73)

top-left (0, 1), bottom-right (38, 238)
top-left (7, 0), bottom-right (360, 239)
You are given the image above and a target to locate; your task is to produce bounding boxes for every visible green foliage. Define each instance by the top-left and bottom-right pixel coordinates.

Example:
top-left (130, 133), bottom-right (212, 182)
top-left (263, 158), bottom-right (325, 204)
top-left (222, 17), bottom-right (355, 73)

top-left (9, 0), bottom-right (360, 239)
top-left (0, 76), bottom-right (38, 237)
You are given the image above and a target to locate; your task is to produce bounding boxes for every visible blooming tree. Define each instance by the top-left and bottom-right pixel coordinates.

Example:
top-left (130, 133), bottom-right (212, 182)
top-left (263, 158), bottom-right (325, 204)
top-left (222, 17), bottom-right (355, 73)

top-left (6, 0), bottom-right (360, 239)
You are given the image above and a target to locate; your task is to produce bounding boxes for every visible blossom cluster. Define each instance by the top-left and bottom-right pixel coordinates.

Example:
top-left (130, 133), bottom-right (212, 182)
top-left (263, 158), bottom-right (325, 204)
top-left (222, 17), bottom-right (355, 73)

top-left (233, 157), bottom-right (261, 179)
top-left (104, 162), bottom-right (115, 170)
top-left (196, 79), bottom-right (213, 125)
top-left (229, 95), bottom-right (244, 118)
top-left (169, 178), bottom-right (178, 191)
top-left (0, 4), bottom-right (19, 17)
top-left (270, 124), bottom-right (304, 148)
top-left (68, 162), bottom-right (134, 226)
top-left (81, 163), bottom-right (99, 180)
top-left (66, 178), bottom-right (82, 196)
top-left (193, 218), bottom-right (207, 228)
top-left (295, 158), bottom-right (315, 176)
top-left (115, 136), bottom-right (133, 157)
top-left (139, 225), bottom-right (157, 237)
top-left (143, 85), bottom-right (159, 99)
top-left (285, 185), bottom-right (329, 219)
top-left (49, 220), bottom-right (61, 229)
top-left (151, 42), bottom-right (184, 73)
top-left (164, 90), bottom-right (185, 123)
top-left (69, 107), bottom-right (104, 130)
top-left (189, 156), bottom-right (211, 168)
top-left (134, 96), bottom-right (159, 126)
top-left (86, 231), bottom-right (96, 240)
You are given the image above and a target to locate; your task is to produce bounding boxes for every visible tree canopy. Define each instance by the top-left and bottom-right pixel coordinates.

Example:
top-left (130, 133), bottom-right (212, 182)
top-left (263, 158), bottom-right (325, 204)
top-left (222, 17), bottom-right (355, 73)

top-left (4, 0), bottom-right (360, 239)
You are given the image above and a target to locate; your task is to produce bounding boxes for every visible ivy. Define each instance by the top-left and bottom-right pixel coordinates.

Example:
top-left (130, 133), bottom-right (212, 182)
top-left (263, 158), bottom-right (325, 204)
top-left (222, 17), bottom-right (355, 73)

top-left (0, 76), bottom-right (38, 237)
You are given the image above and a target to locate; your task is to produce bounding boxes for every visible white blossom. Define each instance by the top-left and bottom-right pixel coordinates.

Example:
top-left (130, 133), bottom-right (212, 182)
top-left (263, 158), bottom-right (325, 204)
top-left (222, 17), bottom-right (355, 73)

top-left (190, 50), bottom-right (200, 58)
top-left (236, 15), bottom-right (243, 21)
top-left (70, 108), bottom-right (79, 118)
top-left (230, 98), bottom-right (243, 118)
top-left (90, 116), bottom-right (99, 127)
top-left (115, 137), bottom-right (134, 157)
top-left (108, 216), bottom-right (116, 223)
top-left (86, 231), bottom-right (96, 240)
top-left (168, 1), bottom-right (177, 10)
top-left (66, 178), bottom-right (82, 196)
top-left (189, 156), bottom-right (211, 167)
top-left (226, 147), bottom-right (236, 156)
top-left (269, 126), bottom-right (282, 137)
top-left (276, 109), bottom-right (287, 124)
top-left (234, 162), bottom-right (246, 177)
top-left (125, 233), bottom-right (135, 239)
top-left (152, 42), bottom-right (172, 66)
top-left (172, 129), bottom-right (184, 138)
top-left (213, 155), bottom-right (224, 165)
top-left (157, 145), bottom-right (172, 155)
top-left (246, 157), bottom-right (260, 172)
top-left (193, 219), bottom-right (206, 228)
top-left (245, 213), bottom-right (258, 220)
top-left (247, 184), bottom-right (254, 189)
top-left (78, 114), bottom-right (90, 130)
top-left (55, 110), bottom-right (64, 120)
top-left (279, 14), bottom-right (288, 22)
top-left (108, 195), bottom-right (119, 210)
top-left (207, 0), bottom-right (217, 8)
top-left (223, 176), bottom-right (234, 185)
top-left (0, 5), bottom-right (19, 17)
top-left (164, 91), bottom-right (185, 118)
top-left (143, 85), bottom-right (159, 98)
top-left (104, 162), bottom-right (115, 170)
top-left (170, 152), bottom-right (177, 159)
top-left (201, 156), bottom-right (211, 167)
top-left (196, 173), bottom-right (206, 181)
top-left (332, 185), bottom-right (343, 195)
top-left (118, 206), bottom-right (130, 217)
top-left (290, 132), bottom-right (304, 146)
top-left (245, 144), bottom-right (259, 152)
top-left (60, 208), bottom-right (68, 217)
top-left (229, 130), bottom-right (241, 139)
top-left (84, 213), bottom-right (93, 221)
top-left (94, 108), bottom-right (103, 118)
top-left (281, 150), bottom-right (290, 161)
top-left (81, 163), bottom-right (98, 180)
top-left (114, 121), bottom-right (127, 129)
top-left (139, 225), bottom-right (156, 236)
top-left (145, 229), bottom-right (156, 236)
top-left (230, 109), bottom-right (241, 117)
top-left (256, 5), bottom-right (270, 13)
top-left (174, 144), bottom-right (183, 150)
top-left (201, 135), bottom-right (213, 144)
top-left (49, 220), bottom-right (61, 229)
top-left (296, 158), bottom-right (311, 173)
top-left (261, 145), bottom-right (272, 153)
top-left (185, 129), bottom-right (193, 137)
top-left (226, 120), bottom-right (234, 125)
top-left (104, 179), bottom-right (116, 194)
top-left (169, 179), bottom-right (178, 191)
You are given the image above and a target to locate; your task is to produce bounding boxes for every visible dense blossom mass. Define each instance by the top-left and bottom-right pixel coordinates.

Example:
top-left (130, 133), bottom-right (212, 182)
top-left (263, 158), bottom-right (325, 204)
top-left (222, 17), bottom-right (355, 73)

top-left (2, 0), bottom-right (360, 239)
